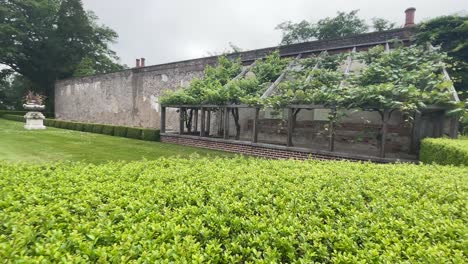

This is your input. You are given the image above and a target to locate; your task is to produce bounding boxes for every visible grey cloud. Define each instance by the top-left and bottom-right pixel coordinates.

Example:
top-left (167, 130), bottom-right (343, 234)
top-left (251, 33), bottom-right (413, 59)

top-left (82, 0), bottom-right (468, 66)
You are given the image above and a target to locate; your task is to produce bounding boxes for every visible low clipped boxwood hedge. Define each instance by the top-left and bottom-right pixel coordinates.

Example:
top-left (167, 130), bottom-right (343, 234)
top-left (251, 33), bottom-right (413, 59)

top-left (44, 119), bottom-right (55, 127)
top-left (113, 126), bottom-right (128, 137)
top-left (1, 115), bottom-right (160, 142)
top-left (83, 123), bottom-right (94, 133)
top-left (74, 122), bottom-right (85, 132)
top-left (141, 128), bottom-right (160, 141)
top-left (92, 124), bottom-right (104, 134)
top-left (420, 137), bottom-right (468, 166)
top-left (0, 110), bottom-right (54, 118)
top-left (0, 158), bottom-right (466, 262)
top-left (126, 127), bottom-right (142, 139)
top-left (101, 125), bottom-right (114, 136)
top-left (2, 114), bottom-right (24, 122)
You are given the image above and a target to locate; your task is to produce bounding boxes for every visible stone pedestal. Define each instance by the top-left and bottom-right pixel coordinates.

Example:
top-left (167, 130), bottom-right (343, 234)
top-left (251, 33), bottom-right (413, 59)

top-left (23, 104), bottom-right (46, 130)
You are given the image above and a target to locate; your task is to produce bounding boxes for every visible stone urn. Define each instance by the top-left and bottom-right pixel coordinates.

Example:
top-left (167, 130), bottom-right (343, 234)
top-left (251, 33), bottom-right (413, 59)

top-left (23, 103), bottom-right (46, 130)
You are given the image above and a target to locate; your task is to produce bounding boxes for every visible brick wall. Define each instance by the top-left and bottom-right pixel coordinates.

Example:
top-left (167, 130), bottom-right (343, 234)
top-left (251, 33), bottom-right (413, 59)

top-left (160, 134), bottom-right (407, 163)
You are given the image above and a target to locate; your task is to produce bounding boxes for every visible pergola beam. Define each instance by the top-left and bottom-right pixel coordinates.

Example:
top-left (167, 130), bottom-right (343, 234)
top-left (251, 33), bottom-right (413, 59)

top-left (260, 54), bottom-right (303, 99)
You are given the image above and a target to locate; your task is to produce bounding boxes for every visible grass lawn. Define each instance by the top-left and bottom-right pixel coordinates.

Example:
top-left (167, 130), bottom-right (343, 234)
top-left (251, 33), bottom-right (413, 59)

top-left (0, 119), bottom-right (232, 163)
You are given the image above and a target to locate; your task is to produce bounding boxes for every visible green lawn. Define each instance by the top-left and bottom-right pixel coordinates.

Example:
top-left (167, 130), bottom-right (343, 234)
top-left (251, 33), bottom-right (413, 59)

top-left (0, 119), bottom-right (232, 163)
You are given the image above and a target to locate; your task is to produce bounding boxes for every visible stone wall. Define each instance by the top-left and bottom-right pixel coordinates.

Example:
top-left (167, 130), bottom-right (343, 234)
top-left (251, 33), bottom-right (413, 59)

top-left (55, 28), bottom-right (415, 129)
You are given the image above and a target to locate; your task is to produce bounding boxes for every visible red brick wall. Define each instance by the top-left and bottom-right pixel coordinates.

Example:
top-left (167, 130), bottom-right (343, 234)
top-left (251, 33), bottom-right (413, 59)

top-left (160, 135), bottom-right (384, 162)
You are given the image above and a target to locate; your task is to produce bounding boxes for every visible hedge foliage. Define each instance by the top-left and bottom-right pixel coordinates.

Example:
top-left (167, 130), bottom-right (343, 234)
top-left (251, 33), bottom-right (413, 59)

top-left (0, 110), bottom-right (54, 118)
top-left (92, 124), bottom-right (104, 134)
top-left (0, 116), bottom-right (160, 142)
top-left (420, 137), bottom-right (468, 166)
top-left (1, 114), bottom-right (24, 122)
top-left (113, 126), bottom-right (128, 137)
top-left (101, 125), bottom-right (115, 136)
top-left (126, 127), bottom-right (142, 139)
top-left (0, 158), bottom-right (466, 262)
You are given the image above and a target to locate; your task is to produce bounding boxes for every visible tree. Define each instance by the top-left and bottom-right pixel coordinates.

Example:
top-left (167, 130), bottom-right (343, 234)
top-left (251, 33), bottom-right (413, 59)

top-left (416, 15), bottom-right (468, 99)
top-left (0, 72), bottom-right (31, 110)
top-left (275, 20), bottom-right (316, 45)
top-left (315, 10), bottom-right (368, 40)
top-left (276, 10), bottom-right (369, 45)
top-left (0, 0), bottom-right (123, 110)
top-left (372, 18), bottom-right (396, 32)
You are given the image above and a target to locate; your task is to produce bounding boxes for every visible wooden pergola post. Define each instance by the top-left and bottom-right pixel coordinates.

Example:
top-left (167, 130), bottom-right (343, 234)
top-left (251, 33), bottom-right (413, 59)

top-left (380, 109), bottom-right (390, 158)
top-left (329, 108), bottom-right (336, 152)
top-left (194, 109), bottom-right (199, 133)
top-left (252, 107), bottom-right (259, 143)
top-left (449, 117), bottom-right (459, 139)
top-left (287, 108), bottom-right (293, 147)
top-left (206, 109), bottom-right (211, 136)
top-left (179, 107), bottom-right (184, 135)
top-left (160, 106), bottom-right (166, 134)
top-left (200, 107), bottom-right (205, 137)
top-left (223, 107), bottom-right (230, 139)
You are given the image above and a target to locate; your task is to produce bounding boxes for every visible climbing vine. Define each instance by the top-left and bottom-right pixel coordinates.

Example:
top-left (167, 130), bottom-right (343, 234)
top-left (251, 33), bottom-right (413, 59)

top-left (161, 45), bottom-right (465, 142)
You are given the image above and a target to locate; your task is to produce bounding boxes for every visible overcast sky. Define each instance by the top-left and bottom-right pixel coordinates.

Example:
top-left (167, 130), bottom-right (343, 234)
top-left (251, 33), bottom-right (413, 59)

top-left (82, 0), bottom-right (468, 67)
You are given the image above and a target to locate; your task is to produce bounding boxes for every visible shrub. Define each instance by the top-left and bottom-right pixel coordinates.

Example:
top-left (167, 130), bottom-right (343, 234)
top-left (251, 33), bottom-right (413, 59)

top-left (0, 158), bottom-right (466, 262)
top-left (113, 126), bottom-right (128, 137)
top-left (2, 114), bottom-right (24, 122)
top-left (66, 122), bottom-right (77, 130)
top-left (83, 123), bottom-right (94, 133)
top-left (0, 110), bottom-right (27, 117)
top-left (420, 137), bottom-right (468, 166)
top-left (44, 119), bottom-right (55, 127)
top-left (92, 124), bottom-right (104, 134)
top-left (101, 125), bottom-right (115, 135)
top-left (74, 122), bottom-right (85, 132)
top-left (53, 120), bottom-right (63, 128)
top-left (60, 121), bottom-right (69, 129)
top-left (141, 128), bottom-right (160, 141)
top-left (126, 127), bottom-right (142, 139)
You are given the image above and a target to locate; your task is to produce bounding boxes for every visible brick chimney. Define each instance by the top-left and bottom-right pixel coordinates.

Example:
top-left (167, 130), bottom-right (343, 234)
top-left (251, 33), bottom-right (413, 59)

top-left (136, 59), bottom-right (141, 68)
top-left (404, 7), bottom-right (416, 27)
top-left (141, 58), bottom-right (146, 67)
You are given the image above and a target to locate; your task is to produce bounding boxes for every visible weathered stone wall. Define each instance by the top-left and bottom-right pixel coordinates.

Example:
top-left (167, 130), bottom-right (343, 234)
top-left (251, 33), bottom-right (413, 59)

top-left (55, 59), bottom-right (214, 129)
top-left (55, 28), bottom-right (415, 129)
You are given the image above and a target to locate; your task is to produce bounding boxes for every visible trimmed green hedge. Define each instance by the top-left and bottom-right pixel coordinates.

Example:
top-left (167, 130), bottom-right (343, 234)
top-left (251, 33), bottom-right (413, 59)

top-left (0, 158), bottom-right (466, 262)
top-left (74, 122), bottom-right (85, 132)
top-left (2, 114), bottom-right (24, 122)
top-left (126, 127), bottom-right (142, 139)
top-left (83, 123), bottom-right (94, 133)
top-left (92, 124), bottom-right (104, 134)
top-left (420, 137), bottom-right (468, 166)
top-left (0, 115), bottom-right (160, 142)
top-left (0, 110), bottom-right (54, 118)
top-left (113, 126), bottom-right (128, 137)
top-left (141, 128), bottom-right (160, 141)
top-left (101, 125), bottom-right (115, 135)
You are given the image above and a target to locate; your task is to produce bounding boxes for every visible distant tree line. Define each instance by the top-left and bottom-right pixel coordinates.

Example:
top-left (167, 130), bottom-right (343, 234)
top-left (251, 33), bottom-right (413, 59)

top-left (275, 10), bottom-right (396, 45)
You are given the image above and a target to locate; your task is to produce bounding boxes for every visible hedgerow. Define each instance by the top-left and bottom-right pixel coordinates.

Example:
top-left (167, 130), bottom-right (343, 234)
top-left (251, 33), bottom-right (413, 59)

top-left (420, 137), bottom-right (468, 166)
top-left (101, 125), bottom-right (115, 135)
top-left (113, 126), bottom-right (128, 137)
top-left (0, 158), bottom-right (466, 262)
top-left (92, 124), bottom-right (104, 134)
top-left (126, 127), bottom-right (142, 139)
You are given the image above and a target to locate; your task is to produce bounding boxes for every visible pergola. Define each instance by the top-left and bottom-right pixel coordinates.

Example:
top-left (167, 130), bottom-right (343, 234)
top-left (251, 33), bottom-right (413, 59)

top-left (160, 44), bottom-right (460, 160)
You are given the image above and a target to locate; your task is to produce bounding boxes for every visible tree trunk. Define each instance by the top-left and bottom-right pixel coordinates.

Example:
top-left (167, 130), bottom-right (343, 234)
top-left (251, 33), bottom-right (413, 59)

top-left (292, 108), bottom-right (301, 133)
top-left (184, 108), bottom-right (194, 133)
top-left (231, 108), bottom-right (241, 140)
top-left (380, 109), bottom-right (393, 158)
